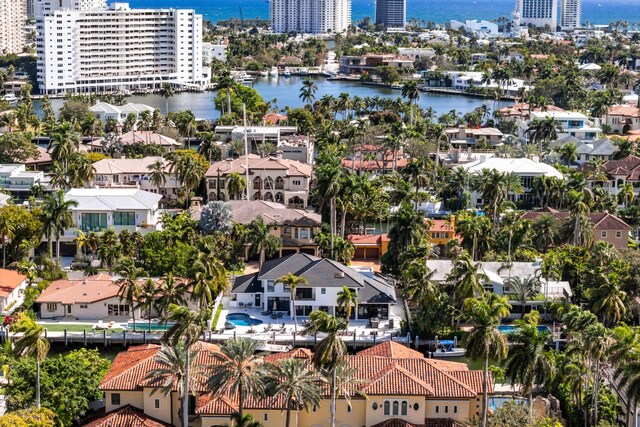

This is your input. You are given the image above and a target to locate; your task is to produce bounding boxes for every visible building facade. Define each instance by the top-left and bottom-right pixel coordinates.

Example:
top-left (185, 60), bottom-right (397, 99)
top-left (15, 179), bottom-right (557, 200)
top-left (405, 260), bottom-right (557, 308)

top-left (0, 0), bottom-right (27, 54)
top-left (36, 2), bottom-right (204, 94)
top-left (561, 0), bottom-right (581, 29)
top-left (270, 0), bottom-right (351, 34)
top-left (91, 157), bottom-right (181, 198)
top-left (374, 0), bottom-right (405, 28)
top-left (518, 0), bottom-right (558, 29)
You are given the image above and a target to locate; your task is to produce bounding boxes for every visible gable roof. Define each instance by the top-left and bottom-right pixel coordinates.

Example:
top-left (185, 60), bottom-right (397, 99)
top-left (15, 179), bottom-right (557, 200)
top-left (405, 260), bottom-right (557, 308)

top-left (225, 200), bottom-right (321, 227)
top-left (82, 405), bottom-right (170, 427)
top-left (120, 131), bottom-right (180, 147)
top-left (92, 157), bottom-right (167, 175)
top-left (357, 341), bottom-right (425, 359)
top-left (460, 157), bottom-right (563, 178)
top-left (0, 269), bottom-right (26, 298)
top-left (65, 188), bottom-right (162, 211)
top-left (520, 208), bottom-right (631, 230)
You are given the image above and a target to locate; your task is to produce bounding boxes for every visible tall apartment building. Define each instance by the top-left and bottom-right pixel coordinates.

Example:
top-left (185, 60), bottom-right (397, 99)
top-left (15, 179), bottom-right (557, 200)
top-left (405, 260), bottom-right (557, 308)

top-left (561, 0), bottom-right (580, 29)
top-left (36, 2), bottom-right (204, 94)
top-left (518, 0), bottom-right (558, 29)
top-left (0, 0), bottom-right (27, 54)
top-left (36, 0), bottom-right (107, 17)
top-left (374, 0), bottom-right (405, 28)
top-left (271, 0), bottom-right (351, 34)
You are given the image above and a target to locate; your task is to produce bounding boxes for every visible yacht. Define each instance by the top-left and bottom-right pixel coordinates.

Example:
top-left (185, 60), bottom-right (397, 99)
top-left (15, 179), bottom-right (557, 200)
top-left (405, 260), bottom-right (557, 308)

top-left (259, 70), bottom-right (268, 77)
top-left (283, 68), bottom-right (291, 77)
top-left (269, 66), bottom-right (279, 77)
top-left (1, 93), bottom-right (18, 105)
top-left (299, 67), bottom-right (309, 75)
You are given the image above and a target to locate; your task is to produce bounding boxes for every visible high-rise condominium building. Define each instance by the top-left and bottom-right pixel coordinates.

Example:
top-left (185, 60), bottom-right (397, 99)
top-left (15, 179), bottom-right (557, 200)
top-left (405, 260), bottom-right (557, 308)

top-left (0, 0), bottom-right (27, 54)
top-left (271, 0), bottom-right (351, 34)
top-left (561, 0), bottom-right (580, 29)
top-left (36, 0), bottom-right (107, 17)
top-left (518, 0), bottom-right (558, 29)
top-left (36, 2), bottom-right (204, 94)
top-left (375, 0), bottom-right (405, 28)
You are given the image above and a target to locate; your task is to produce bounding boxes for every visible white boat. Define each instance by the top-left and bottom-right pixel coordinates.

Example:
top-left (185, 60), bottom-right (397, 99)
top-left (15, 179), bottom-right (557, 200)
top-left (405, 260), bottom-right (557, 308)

top-left (390, 83), bottom-right (403, 89)
top-left (299, 67), bottom-right (309, 75)
top-left (431, 347), bottom-right (466, 358)
top-left (259, 70), bottom-right (268, 77)
top-left (269, 66), bottom-right (279, 77)
top-left (1, 93), bottom-right (18, 105)
top-left (256, 341), bottom-right (293, 353)
top-left (283, 69), bottom-right (291, 77)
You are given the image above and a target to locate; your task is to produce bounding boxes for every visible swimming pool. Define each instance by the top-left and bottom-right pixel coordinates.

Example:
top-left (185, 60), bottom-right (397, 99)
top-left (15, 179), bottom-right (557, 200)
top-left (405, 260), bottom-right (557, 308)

top-left (498, 325), bottom-right (551, 334)
top-left (488, 396), bottom-right (527, 411)
top-left (226, 313), bottom-right (264, 327)
top-left (127, 322), bottom-right (175, 331)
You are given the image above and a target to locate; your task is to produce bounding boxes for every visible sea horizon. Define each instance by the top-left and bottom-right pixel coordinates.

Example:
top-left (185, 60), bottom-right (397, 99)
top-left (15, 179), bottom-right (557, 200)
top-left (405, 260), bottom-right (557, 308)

top-left (123, 0), bottom-right (640, 26)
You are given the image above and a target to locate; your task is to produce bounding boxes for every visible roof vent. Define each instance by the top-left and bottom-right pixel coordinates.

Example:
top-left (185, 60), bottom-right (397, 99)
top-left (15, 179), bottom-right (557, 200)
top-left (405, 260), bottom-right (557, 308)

top-left (82, 281), bottom-right (87, 285)
top-left (334, 272), bottom-right (345, 279)
top-left (83, 293), bottom-right (87, 296)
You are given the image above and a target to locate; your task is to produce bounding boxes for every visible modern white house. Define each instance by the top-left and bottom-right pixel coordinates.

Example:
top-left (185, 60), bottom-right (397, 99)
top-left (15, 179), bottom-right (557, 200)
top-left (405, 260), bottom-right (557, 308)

top-left (429, 71), bottom-right (530, 97)
top-left (458, 157), bottom-right (563, 206)
top-left (519, 111), bottom-right (601, 142)
top-left (91, 157), bottom-right (180, 199)
top-left (53, 188), bottom-right (163, 256)
top-left (450, 20), bottom-right (499, 36)
top-left (89, 102), bottom-right (156, 126)
top-left (231, 253), bottom-right (397, 320)
top-left (0, 164), bottom-right (53, 200)
top-left (36, 2), bottom-right (205, 94)
top-left (0, 269), bottom-right (28, 313)
top-left (202, 41), bottom-right (228, 64)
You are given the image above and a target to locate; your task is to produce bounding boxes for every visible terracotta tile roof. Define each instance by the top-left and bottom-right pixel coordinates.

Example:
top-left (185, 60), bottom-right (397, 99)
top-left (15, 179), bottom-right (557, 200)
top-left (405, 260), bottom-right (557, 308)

top-left (263, 113), bottom-right (288, 125)
top-left (36, 274), bottom-right (119, 304)
top-left (263, 347), bottom-right (313, 363)
top-left (195, 394), bottom-right (238, 415)
top-left (498, 103), bottom-right (564, 117)
top-left (521, 208), bottom-right (631, 231)
top-left (206, 155), bottom-right (312, 178)
top-left (120, 131), bottom-right (180, 147)
top-left (356, 341), bottom-right (424, 359)
top-left (361, 362), bottom-right (435, 396)
top-left (608, 105), bottom-right (640, 118)
top-left (0, 269), bottom-right (26, 299)
top-left (600, 156), bottom-right (640, 180)
top-left (82, 405), bottom-right (170, 427)
top-left (24, 146), bottom-right (52, 166)
top-left (429, 220), bottom-right (455, 233)
top-left (341, 158), bottom-right (409, 171)
top-left (347, 234), bottom-right (390, 246)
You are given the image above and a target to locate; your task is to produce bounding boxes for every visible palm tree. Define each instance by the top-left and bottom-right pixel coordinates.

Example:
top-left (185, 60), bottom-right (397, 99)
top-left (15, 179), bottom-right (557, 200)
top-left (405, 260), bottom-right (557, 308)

top-left (277, 273), bottom-right (308, 336)
top-left (116, 258), bottom-right (148, 332)
top-left (471, 168), bottom-right (507, 228)
top-left (12, 313), bottom-right (50, 408)
top-left (156, 273), bottom-right (188, 318)
top-left (336, 286), bottom-right (357, 324)
top-left (189, 256), bottom-right (228, 312)
top-left (207, 337), bottom-right (266, 420)
top-left (531, 214), bottom-right (559, 252)
top-left (226, 172), bottom-right (247, 200)
top-left (401, 80), bottom-right (420, 126)
top-left (217, 70), bottom-right (235, 116)
top-left (299, 78), bottom-right (317, 105)
top-left (265, 358), bottom-right (322, 427)
top-left (41, 190), bottom-right (78, 259)
top-left (504, 312), bottom-right (553, 418)
top-left (505, 276), bottom-right (541, 318)
top-left (302, 311), bottom-right (348, 427)
top-left (139, 278), bottom-right (160, 331)
top-left (447, 252), bottom-right (488, 311)
top-left (463, 293), bottom-right (511, 427)
top-left (402, 261), bottom-right (437, 309)
top-left (618, 182), bottom-right (635, 208)
top-left (144, 341), bottom-right (204, 427)
top-left (246, 218), bottom-right (281, 269)
top-left (526, 116), bottom-right (560, 154)
top-left (147, 159), bottom-right (167, 191)
top-left (159, 83), bottom-right (174, 115)
top-left (165, 151), bottom-right (206, 208)
top-left (0, 215), bottom-right (14, 268)
top-left (590, 272), bottom-right (627, 326)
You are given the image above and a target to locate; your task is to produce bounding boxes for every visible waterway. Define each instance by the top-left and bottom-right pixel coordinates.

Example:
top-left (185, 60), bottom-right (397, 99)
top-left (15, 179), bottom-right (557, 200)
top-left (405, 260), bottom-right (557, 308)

top-left (35, 76), bottom-right (511, 121)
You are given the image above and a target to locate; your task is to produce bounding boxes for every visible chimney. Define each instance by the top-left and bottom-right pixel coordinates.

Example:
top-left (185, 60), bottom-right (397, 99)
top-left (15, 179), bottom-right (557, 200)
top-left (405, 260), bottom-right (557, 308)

top-left (190, 196), bottom-right (203, 210)
top-left (115, 123), bottom-right (123, 136)
top-left (276, 150), bottom-right (283, 161)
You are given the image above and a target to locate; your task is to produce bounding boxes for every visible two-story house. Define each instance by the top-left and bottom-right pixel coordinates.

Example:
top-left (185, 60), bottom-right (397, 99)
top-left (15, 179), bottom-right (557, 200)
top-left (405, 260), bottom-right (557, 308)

top-left (91, 157), bottom-right (180, 199)
top-left (225, 200), bottom-right (321, 257)
top-left (446, 127), bottom-right (504, 148)
top-left (584, 155), bottom-right (640, 201)
top-left (231, 253), bottom-right (397, 320)
top-left (89, 101), bottom-right (156, 127)
top-left (519, 111), bottom-right (602, 142)
top-left (206, 154), bottom-right (312, 208)
top-left (0, 164), bottom-right (53, 201)
top-left (458, 157), bottom-right (563, 207)
top-left (550, 137), bottom-right (617, 166)
top-left (53, 188), bottom-right (163, 256)
top-left (0, 268), bottom-right (28, 313)
top-left (605, 105), bottom-right (640, 134)
top-left (94, 341), bottom-right (491, 427)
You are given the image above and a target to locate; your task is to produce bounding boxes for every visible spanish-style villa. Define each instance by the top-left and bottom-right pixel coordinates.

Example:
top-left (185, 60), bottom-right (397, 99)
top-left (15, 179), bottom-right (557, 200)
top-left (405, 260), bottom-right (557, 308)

top-left (585, 155), bottom-right (640, 201)
top-left (0, 268), bottom-right (28, 313)
top-left (91, 157), bottom-right (180, 199)
top-left (92, 341), bottom-right (491, 427)
top-left (605, 105), bottom-right (640, 134)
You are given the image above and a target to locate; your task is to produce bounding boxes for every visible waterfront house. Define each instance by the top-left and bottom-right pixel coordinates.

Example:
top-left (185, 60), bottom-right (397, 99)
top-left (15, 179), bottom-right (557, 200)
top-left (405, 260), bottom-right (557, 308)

top-left (50, 188), bottom-right (162, 256)
top-left (91, 157), bottom-right (180, 199)
top-left (584, 155), bottom-right (640, 202)
top-left (496, 103), bottom-right (565, 122)
top-left (518, 111), bottom-right (602, 142)
top-left (550, 137), bottom-right (617, 165)
top-left (339, 54), bottom-right (414, 75)
top-left (342, 144), bottom-right (409, 175)
top-left (24, 146), bottom-right (53, 171)
top-left (89, 102), bottom-right (156, 127)
top-left (36, 274), bottom-right (144, 321)
top-left (458, 157), bottom-right (563, 207)
top-left (0, 164), bottom-right (52, 201)
top-left (93, 131), bottom-right (181, 152)
top-left (521, 207), bottom-right (631, 249)
top-left (445, 127), bottom-right (504, 148)
top-left (604, 105), bottom-right (640, 134)
top-left (0, 269), bottom-right (28, 313)
top-left (206, 154), bottom-right (312, 208)
top-left (230, 253), bottom-right (396, 319)
top-left (94, 340), bottom-right (490, 427)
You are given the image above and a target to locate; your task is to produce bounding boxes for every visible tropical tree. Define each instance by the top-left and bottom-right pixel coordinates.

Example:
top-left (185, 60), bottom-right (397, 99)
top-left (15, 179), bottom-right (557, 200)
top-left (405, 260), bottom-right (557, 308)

top-left (226, 172), bottom-right (247, 200)
top-left (116, 258), bottom-right (148, 331)
top-left (531, 214), bottom-right (559, 252)
top-left (590, 272), bottom-right (627, 326)
top-left (217, 70), bottom-right (235, 116)
top-left (299, 78), bottom-right (317, 105)
top-left (246, 218), bottom-right (281, 269)
top-left (138, 278), bottom-right (161, 331)
top-left (505, 276), bottom-right (541, 318)
top-left (463, 293), bottom-right (511, 427)
top-left (526, 116), bottom-right (560, 153)
top-left (402, 260), bottom-right (437, 309)
top-left (147, 159), bottom-right (167, 190)
top-left (265, 358), bottom-right (322, 427)
top-left (12, 313), bottom-right (50, 409)
top-left (159, 83), bottom-right (174, 115)
top-left (207, 337), bottom-right (266, 420)
top-left (199, 201), bottom-right (233, 235)
top-left (447, 252), bottom-right (488, 311)
top-left (189, 255), bottom-right (228, 312)
top-left (302, 311), bottom-right (348, 427)
top-left (277, 273), bottom-right (308, 336)
top-left (41, 190), bottom-right (78, 259)
top-left (401, 80), bottom-right (420, 126)
top-left (0, 215), bottom-right (14, 268)
top-left (336, 286), bottom-right (357, 323)
top-left (156, 273), bottom-right (188, 318)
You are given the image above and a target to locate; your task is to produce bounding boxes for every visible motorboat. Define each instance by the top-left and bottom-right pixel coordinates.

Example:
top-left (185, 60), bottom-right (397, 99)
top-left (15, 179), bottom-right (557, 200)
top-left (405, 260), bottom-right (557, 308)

top-left (269, 66), bottom-right (279, 77)
top-left (431, 340), bottom-right (466, 358)
top-left (256, 341), bottom-right (293, 352)
top-left (299, 67), bottom-right (309, 75)
top-left (283, 68), bottom-right (291, 77)
top-left (259, 70), bottom-right (269, 77)
top-left (1, 93), bottom-right (18, 105)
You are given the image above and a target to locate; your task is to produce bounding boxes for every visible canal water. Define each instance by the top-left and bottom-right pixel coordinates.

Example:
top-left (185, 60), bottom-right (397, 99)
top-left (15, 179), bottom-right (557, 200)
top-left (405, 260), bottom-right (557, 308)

top-left (35, 76), bottom-right (511, 121)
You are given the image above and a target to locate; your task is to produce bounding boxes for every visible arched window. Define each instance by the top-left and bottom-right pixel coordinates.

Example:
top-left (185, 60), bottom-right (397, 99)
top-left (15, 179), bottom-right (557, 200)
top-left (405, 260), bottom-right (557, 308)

top-left (392, 401), bottom-right (399, 416)
top-left (383, 401), bottom-right (390, 416)
top-left (264, 177), bottom-right (274, 190)
top-left (401, 401), bottom-right (408, 416)
top-left (253, 192), bottom-right (260, 200)
top-left (275, 192), bottom-right (284, 203)
top-left (275, 176), bottom-right (285, 189)
top-left (264, 192), bottom-right (274, 201)
top-left (253, 176), bottom-right (262, 189)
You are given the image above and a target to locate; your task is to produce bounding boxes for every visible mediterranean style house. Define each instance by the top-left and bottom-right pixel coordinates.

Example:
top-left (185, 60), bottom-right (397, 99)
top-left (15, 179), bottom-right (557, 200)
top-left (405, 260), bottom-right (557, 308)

top-left (605, 105), bottom-right (640, 134)
top-left (520, 207), bottom-right (632, 249)
top-left (92, 341), bottom-right (490, 427)
top-left (585, 155), bottom-right (640, 201)
top-left (91, 157), bottom-right (180, 199)
top-left (231, 253), bottom-right (396, 320)
top-left (206, 154), bottom-right (312, 208)
top-left (0, 268), bottom-right (28, 313)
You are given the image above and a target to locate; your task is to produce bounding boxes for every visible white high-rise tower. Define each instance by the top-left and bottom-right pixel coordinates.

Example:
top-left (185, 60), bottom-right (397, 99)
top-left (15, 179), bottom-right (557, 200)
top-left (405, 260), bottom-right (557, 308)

top-left (271, 0), bottom-right (351, 34)
top-left (517, 0), bottom-right (558, 29)
top-left (0, 0), bottom-right (27, 54)
top-left (561, 0), bottom-right (581, 29)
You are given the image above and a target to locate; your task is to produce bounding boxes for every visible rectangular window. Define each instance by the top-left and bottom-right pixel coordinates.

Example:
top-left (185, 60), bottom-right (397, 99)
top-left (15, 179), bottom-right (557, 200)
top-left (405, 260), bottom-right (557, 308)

top-left (154, 399), bottom-right (160, 409)
top-left (47, 303), bottom-right (57, 312)
top-left (267, 281), bottom-right (275, 292)
top-left (263, 413), bottom-right (268, 421)
top-left (312, 405), bottom-right (317, 412)
top-left (321, 288), bottom-right (326, 294)
top-left (616, 231), bottom-right (622, 238)
top-left (435, 405), bottom-right (440, 414)
top-left (114, 212), bottom-right (135, 226)
top-left (347, 404), bottom-right (351, 413)
top-left (81, 213), bottom-right (107, 232)
top-left (283, 226), bottom-right (291, 235)
top-left (445, 406), bottom-right (449, 414)
top-left (454, 405), bottom-right (458, 414)
top-left (107, 304), bottom-right (130, 316)
top-left (601, 231), bottom-right (607, 238)
top-left (300, 228), bottom-right (309, 239)
top-left (79, 304), bottom-right (88, 309)
top-left (111, 393), bottom-right (121, 405)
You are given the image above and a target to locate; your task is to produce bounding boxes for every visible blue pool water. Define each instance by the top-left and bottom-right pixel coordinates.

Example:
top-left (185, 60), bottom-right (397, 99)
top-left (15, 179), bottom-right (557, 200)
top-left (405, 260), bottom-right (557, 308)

top-left (498, 325), bottom-right (551, 334)
top-left (226, 313), bottom-right (264, 327)
top-left (488, 396), bottom-right (527, 412)
top-left (127, 322), bottom-right (174, 331)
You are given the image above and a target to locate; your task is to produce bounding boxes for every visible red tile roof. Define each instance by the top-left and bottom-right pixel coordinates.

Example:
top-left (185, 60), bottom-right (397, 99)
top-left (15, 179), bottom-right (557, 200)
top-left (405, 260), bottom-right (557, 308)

top-left (0, 269), bottom-right (26, 299)
top-left (608, 105), bottom-right (640, 118)
top-left (357, 341), bottom-right (424, 359)
top-left (36, 274), bottom-right (119, 304)
top-left (521, 208), bottom-right (631, 230)
top-left (82, 405), bottom-right (171, 427)
top-left (347, 234), bottom-right (390, 246)
top-left (206, 155), bottom-right (312, 178)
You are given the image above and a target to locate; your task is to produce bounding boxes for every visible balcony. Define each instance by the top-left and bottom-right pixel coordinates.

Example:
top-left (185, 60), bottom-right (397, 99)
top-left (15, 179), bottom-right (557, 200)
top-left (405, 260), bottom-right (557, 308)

top-left (295, 289), bottom-right (315, 301)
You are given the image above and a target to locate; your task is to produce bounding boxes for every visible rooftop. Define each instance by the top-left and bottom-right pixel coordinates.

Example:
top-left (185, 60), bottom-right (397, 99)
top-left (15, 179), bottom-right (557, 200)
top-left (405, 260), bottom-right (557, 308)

top-left (0, 269), bottom-right (26, 299)
top-left (206, 154), bottom-right (312, 178)
top-left (224, 200), bottom-right (320, 226)
top-left (92, 156), bottom-right (166, 175)
top-left (36, 274), bottom-right (119, 304)
top-left (65, 188), bottom-right (163, 211)
top-left (459, 157), bottom-right (563, 178)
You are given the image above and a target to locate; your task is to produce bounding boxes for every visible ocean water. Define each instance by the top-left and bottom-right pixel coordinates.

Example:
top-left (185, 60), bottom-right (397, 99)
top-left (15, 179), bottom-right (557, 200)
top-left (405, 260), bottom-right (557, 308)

top-left (124, 0), bottom-right (640, 25)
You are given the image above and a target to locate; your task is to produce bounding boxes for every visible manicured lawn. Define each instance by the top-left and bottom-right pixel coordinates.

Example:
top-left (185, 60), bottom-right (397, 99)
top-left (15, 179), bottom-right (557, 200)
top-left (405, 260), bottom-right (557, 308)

top-left (38, 323), bottom-right (123, 334)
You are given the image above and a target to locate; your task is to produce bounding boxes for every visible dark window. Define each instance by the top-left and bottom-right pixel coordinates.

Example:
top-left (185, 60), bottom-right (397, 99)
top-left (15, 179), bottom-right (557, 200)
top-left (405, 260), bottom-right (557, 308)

top-left (111, 393), bottom-right (121, 405)
top-left (114, 212), bottom-right (135, 226)
top-left (81, 213), bottom-right (107, 232)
